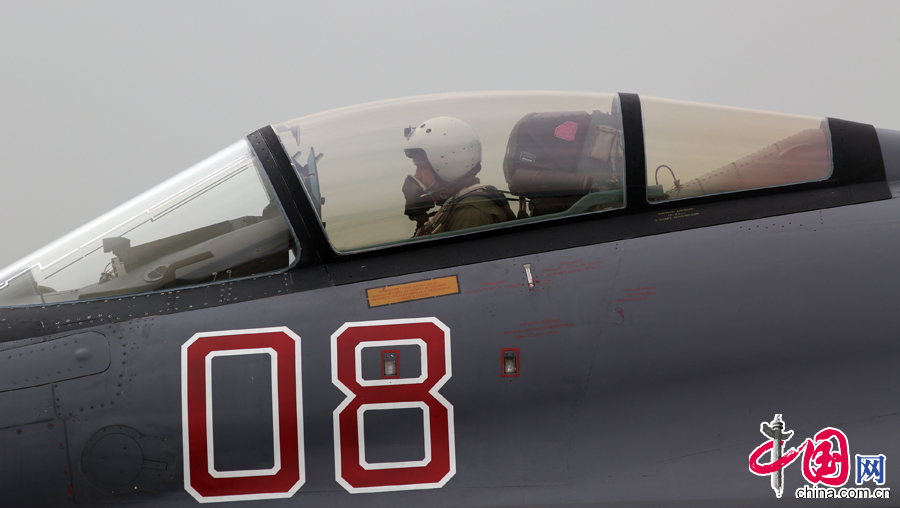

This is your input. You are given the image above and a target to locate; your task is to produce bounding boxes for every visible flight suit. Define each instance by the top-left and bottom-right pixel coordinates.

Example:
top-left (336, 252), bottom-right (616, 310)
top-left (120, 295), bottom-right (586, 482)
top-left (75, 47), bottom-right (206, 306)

top-left (419, 184), bottom-right (515, 236)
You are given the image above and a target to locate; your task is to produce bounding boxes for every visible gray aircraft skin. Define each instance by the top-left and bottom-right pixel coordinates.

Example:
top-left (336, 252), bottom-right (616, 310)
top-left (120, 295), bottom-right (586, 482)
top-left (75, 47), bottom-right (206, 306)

top-left (1, 92), bottom-right (898, 507)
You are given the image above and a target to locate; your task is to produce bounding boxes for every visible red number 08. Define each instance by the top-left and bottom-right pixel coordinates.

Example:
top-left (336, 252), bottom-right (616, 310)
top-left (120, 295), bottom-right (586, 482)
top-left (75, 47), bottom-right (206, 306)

top-left (331, 318), bottom-right (456, 493)
top-left (181, 319), bottom-right (454, 501)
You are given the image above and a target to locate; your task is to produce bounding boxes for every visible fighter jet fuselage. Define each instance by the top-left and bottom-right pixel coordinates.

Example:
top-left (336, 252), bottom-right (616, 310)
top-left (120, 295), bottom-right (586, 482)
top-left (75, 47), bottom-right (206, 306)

top-left (1, 92), bottom-right (898, 507)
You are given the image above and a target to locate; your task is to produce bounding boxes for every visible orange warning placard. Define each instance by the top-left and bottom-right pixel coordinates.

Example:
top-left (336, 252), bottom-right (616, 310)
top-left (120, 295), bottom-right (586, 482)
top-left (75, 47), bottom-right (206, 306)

top-left (366, 275), bottom-right (460, 308)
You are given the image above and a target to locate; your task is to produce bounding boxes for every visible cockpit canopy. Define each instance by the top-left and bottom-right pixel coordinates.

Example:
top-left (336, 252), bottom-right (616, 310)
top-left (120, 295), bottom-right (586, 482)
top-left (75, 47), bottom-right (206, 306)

top-left (273, 92), bottom-right (830, 253)
top-left (0, 140), bottom-right (297, 307)
top-left (0, 92), bottom-right (834, 306)
top-left (273, 92), bottom-right (627, 251)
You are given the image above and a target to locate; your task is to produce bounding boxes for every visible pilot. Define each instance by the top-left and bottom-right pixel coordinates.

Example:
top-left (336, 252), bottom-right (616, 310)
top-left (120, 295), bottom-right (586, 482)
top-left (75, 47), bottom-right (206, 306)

top-left (401, 117), bottom-right (515, 236)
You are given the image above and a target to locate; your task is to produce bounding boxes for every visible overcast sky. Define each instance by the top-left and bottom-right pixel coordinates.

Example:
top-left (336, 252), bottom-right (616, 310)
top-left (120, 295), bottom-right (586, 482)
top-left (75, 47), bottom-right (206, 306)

top-left (1, 1), bottom-right (897, 269)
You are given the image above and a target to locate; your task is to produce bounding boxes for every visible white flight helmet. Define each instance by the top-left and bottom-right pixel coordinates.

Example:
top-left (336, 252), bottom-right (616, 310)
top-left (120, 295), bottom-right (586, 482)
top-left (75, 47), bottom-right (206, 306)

top-left (405, 117), bottom-right (482, 183)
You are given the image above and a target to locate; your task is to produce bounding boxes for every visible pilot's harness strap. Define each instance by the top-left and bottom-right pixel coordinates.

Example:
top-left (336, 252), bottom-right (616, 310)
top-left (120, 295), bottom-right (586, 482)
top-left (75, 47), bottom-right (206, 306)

top-left (420, 184), bottom-right (515, 236)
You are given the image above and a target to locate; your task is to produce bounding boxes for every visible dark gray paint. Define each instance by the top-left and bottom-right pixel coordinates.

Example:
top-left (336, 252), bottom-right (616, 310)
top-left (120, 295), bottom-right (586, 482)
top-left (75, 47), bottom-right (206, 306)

top-left (53, 328), bottom-right (129, 420)
top-left (363, 408), bottom-right (426, 464)
top-left (0, 331), bottom-right (110, 391)
top-left (7, 204), bottom-right (900, 507)
top-left (80, 425), bottom-right (177, 496)
top-left (0, 384), bottom-right (55, 428)
top-left (7, 201), bottom-right (900, 506)
top-left (0, 421), bottom-right (71, 506)
top-left (211, 353), bottom-right (275, 472)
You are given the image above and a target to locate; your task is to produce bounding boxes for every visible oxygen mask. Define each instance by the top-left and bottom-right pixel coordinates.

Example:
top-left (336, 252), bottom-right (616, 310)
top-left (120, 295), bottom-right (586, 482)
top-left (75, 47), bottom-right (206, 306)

top-left (402, 174), bottom-right (436, 225)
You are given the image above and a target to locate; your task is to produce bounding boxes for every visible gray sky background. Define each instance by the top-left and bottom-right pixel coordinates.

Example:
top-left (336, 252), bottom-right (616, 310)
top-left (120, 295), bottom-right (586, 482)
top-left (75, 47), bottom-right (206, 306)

top-left (1, 1), bottom-right (898, 269)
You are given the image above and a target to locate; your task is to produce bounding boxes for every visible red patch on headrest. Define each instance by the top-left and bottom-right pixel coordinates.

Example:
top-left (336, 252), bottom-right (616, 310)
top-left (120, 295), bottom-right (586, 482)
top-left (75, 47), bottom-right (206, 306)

top-left (554, 121), bottom-right (578, 141)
